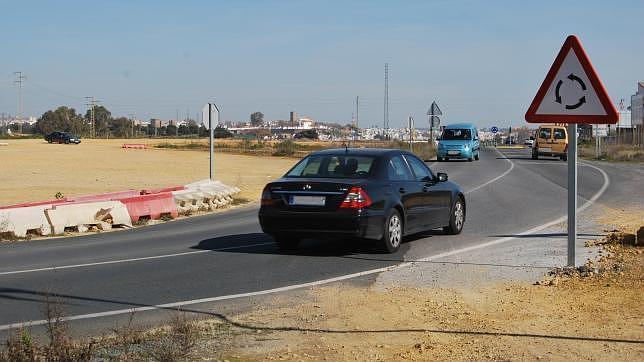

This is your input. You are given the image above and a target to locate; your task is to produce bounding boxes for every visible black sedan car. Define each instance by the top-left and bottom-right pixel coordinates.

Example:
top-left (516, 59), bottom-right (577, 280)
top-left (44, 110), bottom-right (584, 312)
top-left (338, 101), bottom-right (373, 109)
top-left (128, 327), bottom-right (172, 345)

top-left (45, 131), bottom-right (81, 144)
top-left (259, 148), bottom-right (466, 253)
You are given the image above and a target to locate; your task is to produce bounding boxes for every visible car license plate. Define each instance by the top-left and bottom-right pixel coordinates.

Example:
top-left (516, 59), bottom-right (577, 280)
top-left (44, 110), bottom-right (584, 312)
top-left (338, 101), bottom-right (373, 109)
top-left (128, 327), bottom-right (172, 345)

top-left (540, 147), bottom-right (551, 152)
top-left (447, 150), bottom-right (459, 155)
top-left (290, 195), bottom-right (326, 206)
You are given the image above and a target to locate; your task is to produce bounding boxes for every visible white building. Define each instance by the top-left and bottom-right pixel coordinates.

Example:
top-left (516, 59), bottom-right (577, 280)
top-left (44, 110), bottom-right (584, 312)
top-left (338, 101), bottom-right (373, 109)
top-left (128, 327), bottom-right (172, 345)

top-left (618, 110), bottom-right (632, 128)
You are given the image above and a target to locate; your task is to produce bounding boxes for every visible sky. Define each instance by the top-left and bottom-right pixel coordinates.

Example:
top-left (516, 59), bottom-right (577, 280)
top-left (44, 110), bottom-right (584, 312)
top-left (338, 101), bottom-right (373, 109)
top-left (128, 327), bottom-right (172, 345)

top-left (1, 0), bottom-right (642, 128)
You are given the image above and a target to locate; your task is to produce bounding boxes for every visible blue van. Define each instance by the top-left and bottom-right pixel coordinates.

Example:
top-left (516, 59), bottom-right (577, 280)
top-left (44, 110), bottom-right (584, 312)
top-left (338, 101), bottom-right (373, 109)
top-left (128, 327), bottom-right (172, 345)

top-left (436, 123), bottom-right (480, 162)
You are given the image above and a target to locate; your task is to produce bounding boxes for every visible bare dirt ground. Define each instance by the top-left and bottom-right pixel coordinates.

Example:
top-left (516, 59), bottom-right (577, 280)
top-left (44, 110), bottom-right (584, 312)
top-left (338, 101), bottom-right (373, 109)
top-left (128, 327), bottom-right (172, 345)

top-left (187, 209), bottom-right (641, 361)
top-left (0, 139), bottom-right (297, 206)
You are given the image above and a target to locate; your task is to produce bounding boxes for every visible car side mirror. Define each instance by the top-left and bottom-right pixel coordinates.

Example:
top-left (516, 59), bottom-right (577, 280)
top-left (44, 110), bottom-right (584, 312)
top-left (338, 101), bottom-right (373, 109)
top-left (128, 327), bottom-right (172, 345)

top-left (436, 173), bottom-right (448, 182)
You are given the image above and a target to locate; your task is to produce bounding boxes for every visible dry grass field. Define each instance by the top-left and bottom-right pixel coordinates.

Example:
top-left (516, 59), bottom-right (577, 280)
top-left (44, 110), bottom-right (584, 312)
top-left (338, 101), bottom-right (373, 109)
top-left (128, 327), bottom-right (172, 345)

top-left (0, 139), bottom-right (297, 206)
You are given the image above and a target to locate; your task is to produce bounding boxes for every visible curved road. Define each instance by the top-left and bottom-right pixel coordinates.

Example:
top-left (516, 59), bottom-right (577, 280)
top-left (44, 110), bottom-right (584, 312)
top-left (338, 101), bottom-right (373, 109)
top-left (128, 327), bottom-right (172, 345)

top-left (0, 147), bottom-right (614, 334)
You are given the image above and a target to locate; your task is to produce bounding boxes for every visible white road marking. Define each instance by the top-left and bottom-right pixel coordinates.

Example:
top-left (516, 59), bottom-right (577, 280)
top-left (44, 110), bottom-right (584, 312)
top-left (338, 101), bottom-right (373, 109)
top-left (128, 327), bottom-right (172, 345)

top-left (0, 242), bottom-right (274, 276)
top-left (465, 148), bottom-right (514, 194)
top-left (0, 161), bottom-right (610, 331)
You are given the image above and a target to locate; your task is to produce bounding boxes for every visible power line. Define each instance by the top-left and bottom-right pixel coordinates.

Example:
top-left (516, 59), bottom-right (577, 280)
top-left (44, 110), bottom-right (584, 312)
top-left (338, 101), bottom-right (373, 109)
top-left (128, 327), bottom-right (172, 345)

top-left (384, 63), bottom-right (389, 136)
top-left (14, 72), bottom-right (25, 134)
top-left (84, 96), bottom-right (100, 138)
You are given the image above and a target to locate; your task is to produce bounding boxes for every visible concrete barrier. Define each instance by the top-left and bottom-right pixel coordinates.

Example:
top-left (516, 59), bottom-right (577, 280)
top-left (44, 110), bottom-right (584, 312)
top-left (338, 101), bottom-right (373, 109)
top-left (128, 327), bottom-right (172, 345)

top-left (171, 189), bottom-right (208, 213)
top-left (45, 201), bottom-right (132, 235)
top-left (68, 190), bottom-right (140, 203)
top-left (119, 192), bottom-right (178, 222)
top-left (182, 179), bottom-right (240, 210)
top-left (0, 205), bottom-right (53, 238)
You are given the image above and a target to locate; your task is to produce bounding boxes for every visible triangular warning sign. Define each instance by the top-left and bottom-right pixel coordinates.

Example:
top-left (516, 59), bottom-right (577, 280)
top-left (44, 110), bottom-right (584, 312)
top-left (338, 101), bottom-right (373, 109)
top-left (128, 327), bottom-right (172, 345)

top-left (525, 35), bottom-right (618, 124)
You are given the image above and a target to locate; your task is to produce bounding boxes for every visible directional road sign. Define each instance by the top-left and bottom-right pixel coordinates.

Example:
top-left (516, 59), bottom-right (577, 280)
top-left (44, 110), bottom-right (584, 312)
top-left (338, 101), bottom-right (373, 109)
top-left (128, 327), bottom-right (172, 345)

top-left (525, 35), bottom-right (618, 124)
top-left (491, 126), bottom-right (499, 134)
top-left (201, 103), bottom-right (219, 130)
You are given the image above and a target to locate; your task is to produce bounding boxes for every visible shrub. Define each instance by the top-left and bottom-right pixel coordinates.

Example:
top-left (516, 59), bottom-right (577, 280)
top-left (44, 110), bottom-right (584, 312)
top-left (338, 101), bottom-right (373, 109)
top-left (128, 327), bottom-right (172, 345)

top-left (273, 140), bottom-right (298, 156)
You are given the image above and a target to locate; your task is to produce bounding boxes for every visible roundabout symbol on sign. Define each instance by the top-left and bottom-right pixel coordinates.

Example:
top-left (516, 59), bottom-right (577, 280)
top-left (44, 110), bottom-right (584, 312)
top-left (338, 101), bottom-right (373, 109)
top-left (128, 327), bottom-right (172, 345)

top-left (555, 73), bottom-right (587, 110)
top-left (491, 126), bottom-right (499, 134)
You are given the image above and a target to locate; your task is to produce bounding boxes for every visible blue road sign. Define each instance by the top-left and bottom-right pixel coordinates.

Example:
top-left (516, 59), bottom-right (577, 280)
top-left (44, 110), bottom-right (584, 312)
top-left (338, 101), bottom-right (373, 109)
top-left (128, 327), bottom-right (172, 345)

top-left (491, 126), bottom-right (499, 134)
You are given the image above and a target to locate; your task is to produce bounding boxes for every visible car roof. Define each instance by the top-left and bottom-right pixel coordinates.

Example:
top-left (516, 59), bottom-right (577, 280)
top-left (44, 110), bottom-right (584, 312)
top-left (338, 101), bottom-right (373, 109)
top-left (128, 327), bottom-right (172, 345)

top-left (444, 123), bottom-right (477, 129)
top-left (310, 148), bottom-right (405, 157)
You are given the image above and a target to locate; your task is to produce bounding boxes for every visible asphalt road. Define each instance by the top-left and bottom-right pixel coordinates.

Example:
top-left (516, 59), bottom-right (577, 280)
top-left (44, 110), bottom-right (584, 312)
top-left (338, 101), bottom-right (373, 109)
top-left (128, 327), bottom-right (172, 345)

top-left (0, 147), bottom-right (619, 334)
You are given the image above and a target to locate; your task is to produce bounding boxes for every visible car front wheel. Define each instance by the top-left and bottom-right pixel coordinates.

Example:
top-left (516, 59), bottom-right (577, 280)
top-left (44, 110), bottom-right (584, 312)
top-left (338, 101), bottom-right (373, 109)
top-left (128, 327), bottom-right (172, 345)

top-left (444, 197), bottom-right (465, 235)
top-left (380, 209), bottom-right (402, 253)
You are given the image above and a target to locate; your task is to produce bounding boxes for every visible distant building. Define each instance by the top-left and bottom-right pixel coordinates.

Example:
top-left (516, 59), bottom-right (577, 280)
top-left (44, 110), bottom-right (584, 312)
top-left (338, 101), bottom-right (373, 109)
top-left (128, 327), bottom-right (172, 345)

top-left (631, 82), bottom-right (644, 126)
top-left (618, 110), bottom-right (632, 128)
top-left (150, 119), bottom-right (162, 128)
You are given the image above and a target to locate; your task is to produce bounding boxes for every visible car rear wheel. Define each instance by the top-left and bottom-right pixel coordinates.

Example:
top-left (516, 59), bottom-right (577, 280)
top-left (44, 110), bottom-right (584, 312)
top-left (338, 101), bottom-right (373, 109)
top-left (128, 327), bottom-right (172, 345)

top-left (560, 154), bottom-right (567, 161)
top-left (474, 152), bottom-right (480, 161)
top-left (444, 197), bottom-right (465, 235)
top-left (380, 209), bottom-right (402, 253)
top-left (532, 148), bottom-right (538, 160)
top-left (274, 235), bottom-right (300, 252)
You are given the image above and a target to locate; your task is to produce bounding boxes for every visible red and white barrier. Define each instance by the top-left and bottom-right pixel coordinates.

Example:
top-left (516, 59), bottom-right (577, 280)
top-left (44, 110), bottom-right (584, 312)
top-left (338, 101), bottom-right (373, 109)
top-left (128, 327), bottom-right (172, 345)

top-left (0, 180), bottom-right (239, 239)
top-left (119, 192), bottom-right (178, 222)
top-left (122, 144), bottom-right (147, 149)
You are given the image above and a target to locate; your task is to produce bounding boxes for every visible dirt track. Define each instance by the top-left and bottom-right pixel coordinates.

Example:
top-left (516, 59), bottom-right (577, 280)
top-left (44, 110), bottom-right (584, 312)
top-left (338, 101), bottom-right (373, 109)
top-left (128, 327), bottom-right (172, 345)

top-left (0, 139), bottom-right (296, 206)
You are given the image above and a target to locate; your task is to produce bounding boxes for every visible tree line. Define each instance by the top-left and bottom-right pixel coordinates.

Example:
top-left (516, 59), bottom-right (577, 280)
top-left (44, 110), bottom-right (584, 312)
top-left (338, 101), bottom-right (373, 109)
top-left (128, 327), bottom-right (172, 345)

top-left (21, 105), bottom-right (232, 138)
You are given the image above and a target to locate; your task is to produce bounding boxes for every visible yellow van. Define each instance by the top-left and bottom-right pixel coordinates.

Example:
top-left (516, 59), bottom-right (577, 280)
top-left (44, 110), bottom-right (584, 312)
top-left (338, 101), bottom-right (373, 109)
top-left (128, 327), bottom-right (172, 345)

top-left (532, 125), bottom-right (568, 161)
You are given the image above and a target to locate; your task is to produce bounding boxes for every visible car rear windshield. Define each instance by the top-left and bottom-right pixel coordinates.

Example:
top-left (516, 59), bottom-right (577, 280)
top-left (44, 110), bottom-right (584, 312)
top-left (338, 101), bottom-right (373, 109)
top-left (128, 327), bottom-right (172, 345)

top-left (539, 128), bottom-right (552, 139)
top-left (553, 128), bottom-right (566, 139)
top-left (286, 155), bottom-right (376, 178)
top-left (441, 129), bottom-right (471, 140)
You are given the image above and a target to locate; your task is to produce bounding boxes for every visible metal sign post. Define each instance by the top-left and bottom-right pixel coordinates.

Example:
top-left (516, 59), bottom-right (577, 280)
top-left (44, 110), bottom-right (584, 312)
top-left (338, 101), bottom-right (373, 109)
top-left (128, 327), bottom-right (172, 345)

top-left (209, 104), bottom-right (214, 180)
top-left (567, 123), bottom-right (577, 266)
top-left (202, 102), bottom-right (220, 180)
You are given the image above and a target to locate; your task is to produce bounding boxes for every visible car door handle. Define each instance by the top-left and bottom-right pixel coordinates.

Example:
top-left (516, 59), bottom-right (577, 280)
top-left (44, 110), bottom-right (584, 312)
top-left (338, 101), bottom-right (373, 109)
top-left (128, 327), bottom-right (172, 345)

top-left (399, 187), bottom-right (406, 194)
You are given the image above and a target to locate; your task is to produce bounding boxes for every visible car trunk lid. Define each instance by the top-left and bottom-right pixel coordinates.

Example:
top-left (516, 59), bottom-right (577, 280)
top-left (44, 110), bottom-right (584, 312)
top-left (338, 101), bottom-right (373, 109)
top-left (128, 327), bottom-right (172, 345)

top-left (267, 178), bottom-right (364, 211)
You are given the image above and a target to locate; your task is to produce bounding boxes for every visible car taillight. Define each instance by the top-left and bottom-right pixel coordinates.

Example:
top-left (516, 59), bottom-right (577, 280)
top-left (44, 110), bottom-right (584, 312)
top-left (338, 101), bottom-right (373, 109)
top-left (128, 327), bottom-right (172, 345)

top-left (261, 186), bottom-right (274, 206)
top-left (340, 187), bottom-right (372, 209)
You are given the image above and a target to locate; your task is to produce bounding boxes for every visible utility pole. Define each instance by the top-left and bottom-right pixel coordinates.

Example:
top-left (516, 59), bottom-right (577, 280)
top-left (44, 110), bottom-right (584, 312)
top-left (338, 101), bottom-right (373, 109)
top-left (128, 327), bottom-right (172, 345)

top-left (84, 96), bottom-right (97, 138)
top-left (129, 113), bottom-right (135, 138)
top-left (355, 95), bottom-right (359, 142)
top-left (408, 114), bottom-right (414, 151)
top-left (384, 63), bottom-right (389, 139)
top-left (14, 72), bottom-right (25, 134)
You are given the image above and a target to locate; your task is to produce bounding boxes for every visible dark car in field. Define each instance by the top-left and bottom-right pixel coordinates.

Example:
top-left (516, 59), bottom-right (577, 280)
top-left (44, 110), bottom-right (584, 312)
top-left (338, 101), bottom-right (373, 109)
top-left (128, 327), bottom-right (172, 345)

top-left (45, 131), bottom-right (81, 144)
top-left (258, 148), bottom-right (466, 253)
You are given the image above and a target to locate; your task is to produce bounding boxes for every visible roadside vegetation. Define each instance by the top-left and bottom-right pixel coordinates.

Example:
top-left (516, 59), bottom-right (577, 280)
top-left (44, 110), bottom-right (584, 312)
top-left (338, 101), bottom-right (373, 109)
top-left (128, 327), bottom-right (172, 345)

top-left (579, 143), bottom-right (644, 162)
top-left (155, 138), bottom-right (436, 160)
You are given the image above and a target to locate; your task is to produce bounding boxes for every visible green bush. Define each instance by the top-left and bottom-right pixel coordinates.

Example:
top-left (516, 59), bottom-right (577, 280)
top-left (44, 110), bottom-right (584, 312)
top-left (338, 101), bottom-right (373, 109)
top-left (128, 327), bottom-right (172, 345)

top-left (273, 140), bottom-right (298, 156)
